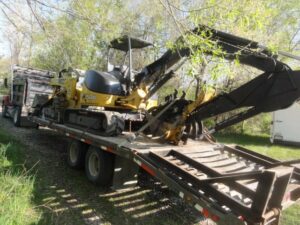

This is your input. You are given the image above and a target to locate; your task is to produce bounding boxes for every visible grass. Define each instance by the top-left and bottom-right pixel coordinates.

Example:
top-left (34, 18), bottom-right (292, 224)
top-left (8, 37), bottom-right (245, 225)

top-left (0, 87), bottom-right (9, 95)
top-left (215, 132), bottom-right (300, 225)
top-left (0, 130), bottom-right (40, 225)
top-left (215, 132), bottom-right (300, 160)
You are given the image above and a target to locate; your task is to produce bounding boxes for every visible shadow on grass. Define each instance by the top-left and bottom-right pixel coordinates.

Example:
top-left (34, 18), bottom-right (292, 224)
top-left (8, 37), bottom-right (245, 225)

top-left (33, 181), bottom-right (200, 225)
top-left (20, 128), bottom-right (202, 225)
top-left (0, 131), bottom-right (25, 174)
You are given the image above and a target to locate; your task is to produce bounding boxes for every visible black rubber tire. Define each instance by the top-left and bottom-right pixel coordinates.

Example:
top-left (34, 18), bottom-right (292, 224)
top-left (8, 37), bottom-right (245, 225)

top-left (1, 105), bottom-right (8, 118)
top-left (67, 140), bottom-right (88, 169)
top-left (85, 146), bottom-right (115, 186)
top-left (13, 106), bottom-right (21, 127)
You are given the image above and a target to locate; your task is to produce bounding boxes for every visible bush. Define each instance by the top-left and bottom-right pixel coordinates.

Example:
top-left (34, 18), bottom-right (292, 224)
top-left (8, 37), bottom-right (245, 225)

top-left (204, 113), bottom-right (272, 135)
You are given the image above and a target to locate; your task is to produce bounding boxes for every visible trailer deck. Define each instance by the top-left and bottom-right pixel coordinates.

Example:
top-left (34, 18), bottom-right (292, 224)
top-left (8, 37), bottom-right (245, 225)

top-left (31, 116), bottom-right (300, 225)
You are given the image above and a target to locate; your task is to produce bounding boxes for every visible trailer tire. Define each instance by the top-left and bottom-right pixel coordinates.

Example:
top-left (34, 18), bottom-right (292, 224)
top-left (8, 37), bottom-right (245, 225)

top-left (13, 106), bottom-right (21, 127)
top-left (85, 146), bottom-right (114, 186)
top-left (2, 105), bottom-right (8, 118)
top-left (67, 140), bottom-right (88, 169)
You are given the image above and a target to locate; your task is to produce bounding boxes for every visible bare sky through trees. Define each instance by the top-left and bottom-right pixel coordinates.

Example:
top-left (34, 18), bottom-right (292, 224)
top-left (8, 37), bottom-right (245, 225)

top-left (0, 2), bottom-right (13, 56)
top-left (0, 0), bottom-right (67, 58)
top-left (0, 0), bottom-right (299, 82)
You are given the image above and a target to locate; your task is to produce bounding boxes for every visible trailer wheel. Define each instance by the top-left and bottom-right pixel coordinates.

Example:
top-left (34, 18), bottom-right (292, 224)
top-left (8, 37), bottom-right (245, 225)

top-left (1, 105), bottom-right (8, 118)
top-left (13, 107), bottom-right (21, 127)
top-left (67, 140), bottom-right (88, 169)
top-left (85, 146), bottom-right (115, 186)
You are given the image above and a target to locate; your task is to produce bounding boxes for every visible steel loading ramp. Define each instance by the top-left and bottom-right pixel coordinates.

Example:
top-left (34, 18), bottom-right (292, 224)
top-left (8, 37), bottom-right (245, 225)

top-left (137, 143), bottom-right (300, 225)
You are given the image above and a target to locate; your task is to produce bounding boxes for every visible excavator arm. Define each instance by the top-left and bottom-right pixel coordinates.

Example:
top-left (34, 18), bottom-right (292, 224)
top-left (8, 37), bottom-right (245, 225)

top-left (139, 25), bottom-right (300, 144)
top-left (134, 25), bottom-right (289, 92)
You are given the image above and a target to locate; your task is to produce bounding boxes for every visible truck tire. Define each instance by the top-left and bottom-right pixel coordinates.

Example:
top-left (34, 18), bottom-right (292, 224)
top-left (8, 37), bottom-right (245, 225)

top-left (1, 105), bottom-right (8, 118)
top-left (67, 140), bottom-right (88, 169)
top-left (13, 106), bottom-right (21, 127)
top-left (85, 146), bottom-right (115, 186)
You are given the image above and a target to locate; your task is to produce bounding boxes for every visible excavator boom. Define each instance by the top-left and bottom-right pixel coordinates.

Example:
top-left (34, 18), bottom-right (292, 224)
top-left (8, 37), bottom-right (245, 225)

top-left (139, 25), bottom-right (300, 143)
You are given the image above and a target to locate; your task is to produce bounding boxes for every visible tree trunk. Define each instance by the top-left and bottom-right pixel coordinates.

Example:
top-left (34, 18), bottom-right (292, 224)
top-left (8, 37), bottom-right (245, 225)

top-left (4, 78), bottom-right (8, 88)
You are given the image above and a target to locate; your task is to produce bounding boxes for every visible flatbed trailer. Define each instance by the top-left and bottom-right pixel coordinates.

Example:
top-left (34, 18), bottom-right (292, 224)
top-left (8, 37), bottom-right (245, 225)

top-left (30, 116), bottom-right (300, 225)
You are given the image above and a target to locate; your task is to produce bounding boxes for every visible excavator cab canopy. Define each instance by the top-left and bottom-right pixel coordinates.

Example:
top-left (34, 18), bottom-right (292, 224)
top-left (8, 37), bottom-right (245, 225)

top-left (109, 35), bottom-right (153, 51)
top-left (107, 36), bottom-right (153, 94)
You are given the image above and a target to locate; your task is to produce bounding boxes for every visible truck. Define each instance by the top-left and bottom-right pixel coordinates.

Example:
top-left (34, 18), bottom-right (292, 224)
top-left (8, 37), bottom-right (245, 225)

top-left (2, 25), bottom-right (300, 225)
top-left (271, 102), bottom-right (300, 146)
top-left (1, 66), bottom-right (54, 127)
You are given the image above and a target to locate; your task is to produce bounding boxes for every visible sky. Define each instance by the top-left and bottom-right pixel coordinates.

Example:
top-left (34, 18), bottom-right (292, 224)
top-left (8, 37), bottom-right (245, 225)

top-left (0, 11), bottom-right (10, 57)
top-left (0, 0), bottom-right (66, 58)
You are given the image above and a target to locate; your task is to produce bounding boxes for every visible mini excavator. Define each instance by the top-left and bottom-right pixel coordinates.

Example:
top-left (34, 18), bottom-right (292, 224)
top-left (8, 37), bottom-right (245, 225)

top-left (35, 36), bottom-right (157, 135)
top-left (34, 25), bottom-right (300, 145)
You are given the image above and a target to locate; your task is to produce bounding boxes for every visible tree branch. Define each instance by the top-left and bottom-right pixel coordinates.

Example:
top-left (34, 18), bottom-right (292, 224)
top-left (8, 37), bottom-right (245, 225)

top-left (26, 0), bottom-right (46, 32)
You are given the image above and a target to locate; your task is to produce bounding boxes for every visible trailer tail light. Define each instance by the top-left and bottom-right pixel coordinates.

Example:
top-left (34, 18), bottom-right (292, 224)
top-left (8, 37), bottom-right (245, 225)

top-left (134, 158), bottom-right (156, 177)
top-left (66, 133), bottom-right (78, 139)
top-left (194, 204), bottom-right (220, 222)
top-left (202, 208), bottom-right (210, 218)
top-left (99, 145), bottom-right (114, 153)
top-left (211, 214), bottom-right (220, 222)
top-left (141, 164), bottom-right (156, 176)
top-left (106, 146), bottom-right (114, 153)
top-left (80, 138), bottom-right (92, 145)
top-left (238, 215), bottom-right (245, 221)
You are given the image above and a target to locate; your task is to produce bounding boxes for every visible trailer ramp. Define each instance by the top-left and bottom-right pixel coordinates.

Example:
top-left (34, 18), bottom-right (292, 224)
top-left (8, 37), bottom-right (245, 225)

top-left (134, 142), bottom-right (300, 225)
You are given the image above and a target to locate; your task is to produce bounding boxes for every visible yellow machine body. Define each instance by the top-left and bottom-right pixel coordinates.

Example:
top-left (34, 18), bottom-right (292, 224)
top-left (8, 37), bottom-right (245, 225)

top-left (49, 74), bottom-right (157, 111)
top-left (163, 90), bottom-right (215, 144)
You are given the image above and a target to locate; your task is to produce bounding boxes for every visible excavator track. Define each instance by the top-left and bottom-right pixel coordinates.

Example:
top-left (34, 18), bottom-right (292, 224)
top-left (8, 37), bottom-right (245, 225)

top-left (63, 109), bottom-right (125, 136)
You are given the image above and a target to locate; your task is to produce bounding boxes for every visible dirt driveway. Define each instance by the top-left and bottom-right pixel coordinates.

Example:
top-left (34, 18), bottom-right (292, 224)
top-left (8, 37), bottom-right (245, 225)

top-left (0, 115), bottom-right (205, 225)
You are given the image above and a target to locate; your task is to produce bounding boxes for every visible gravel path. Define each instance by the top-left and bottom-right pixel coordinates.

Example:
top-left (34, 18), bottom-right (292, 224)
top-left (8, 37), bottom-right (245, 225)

top-left (0, 114), bottom-right (205, 225)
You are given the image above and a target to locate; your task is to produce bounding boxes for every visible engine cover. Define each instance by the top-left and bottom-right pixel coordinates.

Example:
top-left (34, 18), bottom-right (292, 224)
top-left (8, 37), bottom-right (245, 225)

top-left (84, 70), bottom-right (124, 96)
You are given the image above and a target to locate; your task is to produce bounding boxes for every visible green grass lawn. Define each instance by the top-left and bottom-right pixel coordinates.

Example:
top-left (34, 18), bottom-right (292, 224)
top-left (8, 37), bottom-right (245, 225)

top-left (215, 132), bottom-right (300, 225)
top-left (0, 87), bottom-right (8, 95)
top-left (215, 132), bottom-right (300, 160)
top-left (0, 130), bottom-right (40, 225)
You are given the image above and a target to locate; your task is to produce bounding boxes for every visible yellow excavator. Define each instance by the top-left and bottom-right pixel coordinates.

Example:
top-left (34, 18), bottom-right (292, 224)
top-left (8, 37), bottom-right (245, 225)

top-left (49, 36), bottom-right (157, 111)
top-left (35, 25), bottom-right (300, 145)
top-left (37, 36), bottom-right (161, 135)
